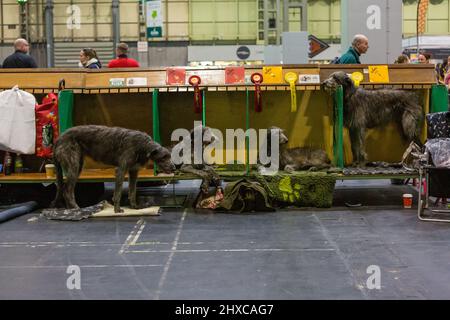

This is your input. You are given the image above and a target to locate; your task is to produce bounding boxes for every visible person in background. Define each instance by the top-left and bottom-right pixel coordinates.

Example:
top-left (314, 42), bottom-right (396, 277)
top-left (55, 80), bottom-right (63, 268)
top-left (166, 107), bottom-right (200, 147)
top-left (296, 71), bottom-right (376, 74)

top-left (436, 56), bottom-right (449, 84)
top-left (337, 34), bottom-right (369, 64)
top-left (108, 43), bottom-right (140, 68)
top-left (444, 68), bottom-right (450, 86)
top-left (79, 48), bottom-right (102, 69)
top-left (1, 38), bottom-right (38, 173)
top-left (2, 38), bottom-right (37, 68)
top-left (394, 54), bottom-right (410, 64)
top-left (418, 53), bottom-right (431, 64)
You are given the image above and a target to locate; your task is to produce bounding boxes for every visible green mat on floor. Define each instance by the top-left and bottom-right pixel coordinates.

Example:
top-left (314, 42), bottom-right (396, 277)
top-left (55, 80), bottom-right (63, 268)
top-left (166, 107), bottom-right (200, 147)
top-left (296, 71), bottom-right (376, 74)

top-left (254, 172), bottom-right (336, 208)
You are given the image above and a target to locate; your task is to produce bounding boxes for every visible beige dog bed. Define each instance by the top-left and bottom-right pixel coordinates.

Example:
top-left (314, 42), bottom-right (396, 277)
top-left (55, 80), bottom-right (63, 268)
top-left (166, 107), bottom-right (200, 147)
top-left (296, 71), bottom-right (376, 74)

top-left (91, 202), bottom-right (160, 217)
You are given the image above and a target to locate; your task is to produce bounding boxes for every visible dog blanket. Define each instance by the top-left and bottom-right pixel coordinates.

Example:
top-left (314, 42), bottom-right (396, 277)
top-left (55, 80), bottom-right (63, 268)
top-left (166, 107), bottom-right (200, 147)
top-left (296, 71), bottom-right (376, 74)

top-left (217, 179), bottom-right (275, 213)
top-left (41, 200), bottom-right (160, 221)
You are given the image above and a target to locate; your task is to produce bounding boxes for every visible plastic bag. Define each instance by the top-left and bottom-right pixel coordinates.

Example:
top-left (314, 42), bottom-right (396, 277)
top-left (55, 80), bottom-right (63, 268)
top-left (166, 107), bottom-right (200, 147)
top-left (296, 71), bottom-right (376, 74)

top-left (401, 141), bottom-right (427, 171)
top-left (425, 138), bottom-right (450, 168)
top-left (0, 86), bottom-right (36, 154)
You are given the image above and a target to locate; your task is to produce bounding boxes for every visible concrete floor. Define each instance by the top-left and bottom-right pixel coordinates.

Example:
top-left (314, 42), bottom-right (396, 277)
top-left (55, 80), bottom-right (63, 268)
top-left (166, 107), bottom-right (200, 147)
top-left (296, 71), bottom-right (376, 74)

top-left (1, 179), bottom-right (450, 300)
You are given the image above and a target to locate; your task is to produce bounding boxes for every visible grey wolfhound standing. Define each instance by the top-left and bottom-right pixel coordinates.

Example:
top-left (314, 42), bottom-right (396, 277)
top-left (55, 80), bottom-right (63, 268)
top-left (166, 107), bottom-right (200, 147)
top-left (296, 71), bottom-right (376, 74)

top-left (322, 71), bottom-right (424, 165)
top-left (51, 125), bottom-right (175, 213)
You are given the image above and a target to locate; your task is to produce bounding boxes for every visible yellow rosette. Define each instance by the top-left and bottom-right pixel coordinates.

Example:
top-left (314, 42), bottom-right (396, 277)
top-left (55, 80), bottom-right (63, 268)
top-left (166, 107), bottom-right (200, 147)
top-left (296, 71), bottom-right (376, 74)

top-left (351, 72), bottom-right (364, 87)
top-left (284, 72), bottom-right (298, 112)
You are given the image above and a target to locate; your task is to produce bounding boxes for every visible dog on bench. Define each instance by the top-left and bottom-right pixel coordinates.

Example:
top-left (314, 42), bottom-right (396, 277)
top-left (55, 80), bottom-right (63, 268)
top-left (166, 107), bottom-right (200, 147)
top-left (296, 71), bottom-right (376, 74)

top-left (322, 71), bottom-right (424, 165)
top-left (172, 125), bottom-right (221, 194)
top-left (50, 125), bottom-right (175, 213)
top-left (261, 126), bottom-right (331, 172)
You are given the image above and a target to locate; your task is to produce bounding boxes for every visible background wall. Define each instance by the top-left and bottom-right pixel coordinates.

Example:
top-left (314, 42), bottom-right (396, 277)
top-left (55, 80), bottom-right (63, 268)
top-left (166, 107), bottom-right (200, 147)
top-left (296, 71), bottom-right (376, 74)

top-left (0, 0), bottom-right (449, 66)
top-left (1, 0), bottom-right (448, 45)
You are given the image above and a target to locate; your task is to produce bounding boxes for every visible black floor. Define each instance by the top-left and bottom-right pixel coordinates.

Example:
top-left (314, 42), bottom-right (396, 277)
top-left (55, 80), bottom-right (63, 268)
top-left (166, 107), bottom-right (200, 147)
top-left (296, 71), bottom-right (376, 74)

top-left (1, 180), bottom-right (450, 299)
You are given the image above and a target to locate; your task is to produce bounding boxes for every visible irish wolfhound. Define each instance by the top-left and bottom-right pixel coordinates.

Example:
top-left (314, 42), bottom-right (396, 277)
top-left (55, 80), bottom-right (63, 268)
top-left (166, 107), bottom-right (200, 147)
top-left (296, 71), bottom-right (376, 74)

top-left (172, 126), bottom-right (221, 194)
top-left (322, 71), bottom-right (424, 165)
top-left (51, 125), bottom-right (175, 213)
top-left (262, 126), bottom-right (331, 172)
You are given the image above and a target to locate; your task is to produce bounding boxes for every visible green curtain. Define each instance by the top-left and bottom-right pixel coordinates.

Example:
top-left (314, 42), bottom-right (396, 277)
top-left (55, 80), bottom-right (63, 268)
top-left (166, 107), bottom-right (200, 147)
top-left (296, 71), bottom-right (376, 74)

top-left (431, 84), bottom-right (449, 113)
top-left (58, 90), bottom-right (74, 134)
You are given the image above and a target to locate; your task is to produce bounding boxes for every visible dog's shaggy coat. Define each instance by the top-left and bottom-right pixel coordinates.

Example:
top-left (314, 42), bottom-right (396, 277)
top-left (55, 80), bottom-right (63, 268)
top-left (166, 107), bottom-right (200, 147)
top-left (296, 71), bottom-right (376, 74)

top-left (51, 125), bottom-right (175, 213)
top-left (172, 126), bottom-right (221, 193)
top-left (322, 71), bottom-right (424, 165)
top-left (264, 126), bottom-right (331, 171)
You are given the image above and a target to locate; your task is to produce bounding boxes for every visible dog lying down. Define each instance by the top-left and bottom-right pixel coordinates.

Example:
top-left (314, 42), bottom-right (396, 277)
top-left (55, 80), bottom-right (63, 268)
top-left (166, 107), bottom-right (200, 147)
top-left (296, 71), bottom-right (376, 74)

top-left (261, 126), bottom-right (331, 172)
top-left (50, 125), bottom-right (175, 213)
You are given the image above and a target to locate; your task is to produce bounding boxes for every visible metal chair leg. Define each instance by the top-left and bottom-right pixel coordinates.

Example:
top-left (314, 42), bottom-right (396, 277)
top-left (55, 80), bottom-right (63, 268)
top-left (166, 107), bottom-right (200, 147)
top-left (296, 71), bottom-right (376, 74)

top-left (418, 168), bottom-right (450, 223)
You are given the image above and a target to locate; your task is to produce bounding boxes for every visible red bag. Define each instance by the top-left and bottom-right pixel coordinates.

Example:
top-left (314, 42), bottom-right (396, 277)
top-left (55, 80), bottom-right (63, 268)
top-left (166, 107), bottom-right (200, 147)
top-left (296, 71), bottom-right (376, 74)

top-left (35, 93), bottom-right (59, 158)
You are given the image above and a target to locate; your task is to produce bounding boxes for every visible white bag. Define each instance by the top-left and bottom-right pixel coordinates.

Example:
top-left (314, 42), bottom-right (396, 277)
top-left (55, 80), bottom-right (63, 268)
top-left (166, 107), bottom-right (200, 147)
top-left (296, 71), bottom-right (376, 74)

top-left (0, 85), bottom-right (36, 154)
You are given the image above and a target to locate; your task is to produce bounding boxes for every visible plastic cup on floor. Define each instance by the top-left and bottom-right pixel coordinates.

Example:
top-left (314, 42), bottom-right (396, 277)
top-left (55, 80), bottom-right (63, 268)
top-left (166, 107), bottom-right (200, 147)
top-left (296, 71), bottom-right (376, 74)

top-left (403, 193), bottom-right (413, 209)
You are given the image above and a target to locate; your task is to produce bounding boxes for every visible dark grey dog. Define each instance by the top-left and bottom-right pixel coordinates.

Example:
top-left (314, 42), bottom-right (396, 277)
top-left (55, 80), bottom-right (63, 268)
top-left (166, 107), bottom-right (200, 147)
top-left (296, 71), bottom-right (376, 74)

top-left (172, 126), bottom-right (221, 194)
top-left (322, 71), bottom-right (424, 165)
top-left (51, 125), bottom-right (175, 213)
top-left (263, 126), bottom-right (331, 172)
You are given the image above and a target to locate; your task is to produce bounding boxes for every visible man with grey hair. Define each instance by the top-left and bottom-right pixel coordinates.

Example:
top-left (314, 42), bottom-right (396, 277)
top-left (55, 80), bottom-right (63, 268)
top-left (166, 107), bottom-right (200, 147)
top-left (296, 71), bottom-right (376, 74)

top-left (2, 38), bottom-right (38, 68)
top-left (337, 34), bottom-right (369, 64)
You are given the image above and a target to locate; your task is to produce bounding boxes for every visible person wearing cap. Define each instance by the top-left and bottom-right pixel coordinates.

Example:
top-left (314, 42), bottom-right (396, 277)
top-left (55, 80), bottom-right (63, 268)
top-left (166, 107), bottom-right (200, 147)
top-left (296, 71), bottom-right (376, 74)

top-left (107, 42), bottom-right (140, 68)
top-left (2, 38), bottom-right (38, 68)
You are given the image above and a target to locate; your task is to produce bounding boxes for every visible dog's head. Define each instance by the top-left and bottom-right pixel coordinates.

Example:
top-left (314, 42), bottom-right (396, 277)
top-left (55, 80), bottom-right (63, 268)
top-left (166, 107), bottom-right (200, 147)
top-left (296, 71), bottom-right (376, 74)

top-left (189, 126), bottom-right (217, 147)
top-left (267, 126), bottom-right (288, 145)
top-left (322, 71), bottom-right (355, 94)
top-left (148, 144), bottom-right (176, 174)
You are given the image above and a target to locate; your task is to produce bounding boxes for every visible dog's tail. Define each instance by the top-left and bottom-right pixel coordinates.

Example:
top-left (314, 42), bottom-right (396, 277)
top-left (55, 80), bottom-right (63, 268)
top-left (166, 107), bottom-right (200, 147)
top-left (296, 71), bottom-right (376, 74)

top-left (402, 107), bottom-right (424, 145)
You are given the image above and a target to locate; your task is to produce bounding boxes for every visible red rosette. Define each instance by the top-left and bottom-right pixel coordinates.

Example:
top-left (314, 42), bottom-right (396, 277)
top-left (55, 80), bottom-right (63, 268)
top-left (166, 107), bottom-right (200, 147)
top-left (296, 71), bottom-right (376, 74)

top-left (251, 73), bottom-right (263, 112)
top-left (189, 75), bottom-right (202, 114)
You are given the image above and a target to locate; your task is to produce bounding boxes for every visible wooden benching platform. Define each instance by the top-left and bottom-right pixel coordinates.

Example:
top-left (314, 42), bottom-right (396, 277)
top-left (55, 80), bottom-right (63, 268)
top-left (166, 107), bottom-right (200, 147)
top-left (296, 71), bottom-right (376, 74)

top-left (0, 64), bottom-right (447, 183)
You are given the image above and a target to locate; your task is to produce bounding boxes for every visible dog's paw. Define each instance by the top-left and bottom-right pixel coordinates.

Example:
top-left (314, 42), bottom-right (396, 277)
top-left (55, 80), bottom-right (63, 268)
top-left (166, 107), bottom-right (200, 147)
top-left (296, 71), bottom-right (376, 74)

top-left (200, 183), bottom-right (210, 194)
top-left (115, 208), bottom-right (125, 213)
top-left (284, 165), bottom-right (295, 173)
top-left (212, 177), bottom-right (221, 186)
top-left (351, 161), bottom-right (365, 168)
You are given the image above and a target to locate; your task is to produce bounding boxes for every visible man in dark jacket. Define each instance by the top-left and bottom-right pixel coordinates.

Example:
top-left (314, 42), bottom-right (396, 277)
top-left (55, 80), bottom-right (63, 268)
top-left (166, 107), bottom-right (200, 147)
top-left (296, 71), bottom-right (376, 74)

top-left (338, 34), bottom-right (369, 64)
top-left (2, 38), bottom-right (38, 68)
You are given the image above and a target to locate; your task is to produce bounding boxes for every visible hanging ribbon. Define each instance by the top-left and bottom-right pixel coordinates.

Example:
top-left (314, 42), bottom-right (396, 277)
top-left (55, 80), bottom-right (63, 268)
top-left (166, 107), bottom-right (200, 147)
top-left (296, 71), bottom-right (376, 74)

top-left (251, 73), bottom-right (263, 112)
top-left (189, 75), bottom-right (202, 113)
top-left (284, 72), bottom-right (298, 112)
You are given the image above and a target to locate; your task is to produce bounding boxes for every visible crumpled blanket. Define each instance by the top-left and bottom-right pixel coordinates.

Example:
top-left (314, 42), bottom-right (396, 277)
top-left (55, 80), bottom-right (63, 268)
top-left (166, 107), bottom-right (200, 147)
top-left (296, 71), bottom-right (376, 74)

top-left (196, 187), bottom-right (224, 209)
top-left (427, 111), bottom-right (450, 139)
top-left (217, 179), bottom-right (275, 213)
top-left (41, 201), bottom-right (107, 221)
top-left (401, 141), bottom-right (426, 171)
top-left (425, 138), bottom-right (450, 168)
